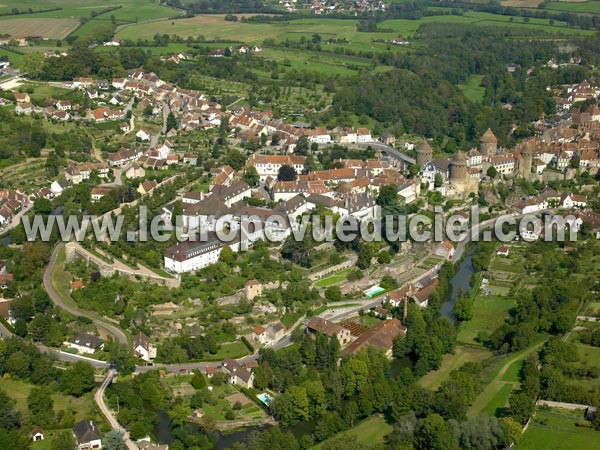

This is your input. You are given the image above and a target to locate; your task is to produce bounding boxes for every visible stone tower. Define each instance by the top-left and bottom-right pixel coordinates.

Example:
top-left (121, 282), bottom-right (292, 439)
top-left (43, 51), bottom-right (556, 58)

top-left (416, 140), bottom-right (433, 167)
top-left (449, 151), bottom-right (468, 188)
top-left (479, 128), bottom-right (497, 157)
top-left (520, 142), bottom-right (534, 180)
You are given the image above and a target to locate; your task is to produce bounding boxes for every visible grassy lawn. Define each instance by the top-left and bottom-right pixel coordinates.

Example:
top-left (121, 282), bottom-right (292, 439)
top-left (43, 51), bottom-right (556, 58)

top-left (517, 407), bottom-right (600, 450)
top-left (457, 295), bottom-right (516, 346)
top-left (468, 339), bottom-right (546, 418)
top-left (311, 415), bottom-right (393, 449)
top-left (203, 342), bottom-right (249, 361)
top-left (419, 345), bottom-right (492, 390)
top-left (0, 377), bottom-right (100, 423)
top-left (501, 358), bottom-right (523, 383)
top-left (314, 268), bottom-right (352, 287)
top-left (458, 75), bottom-right (485, 103)
top-left (481, 383), bottom-right (514, 417)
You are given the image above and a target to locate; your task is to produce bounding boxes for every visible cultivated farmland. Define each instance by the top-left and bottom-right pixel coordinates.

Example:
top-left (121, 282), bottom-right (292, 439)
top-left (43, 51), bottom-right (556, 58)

top-left (0, 17), bottom-right (79, 39)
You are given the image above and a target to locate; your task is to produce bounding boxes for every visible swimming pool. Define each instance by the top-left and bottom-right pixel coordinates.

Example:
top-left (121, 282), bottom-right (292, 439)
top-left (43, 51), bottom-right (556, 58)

top-left (257, 393), bottom-right (272, 406)
top-left (364, 285), bottom-right (385, 297)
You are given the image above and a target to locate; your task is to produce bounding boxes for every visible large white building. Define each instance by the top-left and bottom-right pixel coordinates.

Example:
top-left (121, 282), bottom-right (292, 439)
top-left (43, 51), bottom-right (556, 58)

top-left (245, 154), bottom-right (306, 180)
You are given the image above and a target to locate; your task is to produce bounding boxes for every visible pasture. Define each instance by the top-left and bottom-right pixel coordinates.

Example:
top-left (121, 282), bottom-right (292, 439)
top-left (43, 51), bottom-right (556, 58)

top-left (518, 408), bottom-right (600, 450)
top-left (0, 17), bottom-right (79, 39)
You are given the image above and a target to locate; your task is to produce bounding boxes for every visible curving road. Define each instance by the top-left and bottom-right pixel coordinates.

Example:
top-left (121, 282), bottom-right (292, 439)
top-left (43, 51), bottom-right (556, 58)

top-left (95, 370), bottom-right (137, 450)
top-left (43, 242), bottom-right (128, 345)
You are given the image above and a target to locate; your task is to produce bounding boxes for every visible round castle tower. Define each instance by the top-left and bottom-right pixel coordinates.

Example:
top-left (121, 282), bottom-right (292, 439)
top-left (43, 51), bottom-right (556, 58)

top-left (479, 128), bottom-right (497, 157)
top-left (449, 150), bottom-right (468, 187)
top-left (416, 140), bottom-right (433, 167)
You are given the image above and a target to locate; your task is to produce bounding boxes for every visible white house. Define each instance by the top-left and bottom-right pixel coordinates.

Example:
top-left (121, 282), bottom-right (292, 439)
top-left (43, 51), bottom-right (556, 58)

top-left (67, 333), bottom-right (104, 355)
top-left (50, 178), bottom-right (71, 195)
top-left (561, 193), bottom-right (587, 209)
top-left (133, 331), bottom-right (157, 362)
top-left (356, 128), bottom-right (372, 143)
top-left (136, 129), bottom-right (152, 141)
top-left (30, 428), bottom-right (44, 442)
top-left (309, 128), bottom-right (332, 145)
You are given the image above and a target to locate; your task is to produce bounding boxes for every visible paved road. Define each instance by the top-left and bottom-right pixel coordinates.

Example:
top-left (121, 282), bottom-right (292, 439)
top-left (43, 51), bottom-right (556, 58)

top-left (335, 141), bottom-right (416, 166)
top-left (95, 370), bottom-right (137, 450)
top-left (43, 243), bottom-right (128, 345)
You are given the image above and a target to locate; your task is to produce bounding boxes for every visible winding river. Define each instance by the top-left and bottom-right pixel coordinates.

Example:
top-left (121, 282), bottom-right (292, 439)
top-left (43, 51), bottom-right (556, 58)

top-left (440, 251), bottom-right (475, 322)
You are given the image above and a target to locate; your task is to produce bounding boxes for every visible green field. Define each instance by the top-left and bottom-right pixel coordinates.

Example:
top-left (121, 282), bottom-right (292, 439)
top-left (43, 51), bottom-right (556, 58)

top-left (457, 295), bottom-right (516, 346)
top-left (116, 11), bottom-right (594, 44)
top-left (458, 74), bottom-right (486, 103)
top-left (311, 415), bottom-right (393, 449)
top-left (419, 345), bottom-right (492, 390)
top-left (0, 376), bottom-right (100, 423)
top-left (314, 268), bottom-right (353, 287)
top-left (0, 0), bottom-right (176, 23)
top-left (468, 339), bottom-right (546, 417)
top-left (518, 408), bottom-right (600, 450)
top-left (545, 0), bottom-right (600, 14)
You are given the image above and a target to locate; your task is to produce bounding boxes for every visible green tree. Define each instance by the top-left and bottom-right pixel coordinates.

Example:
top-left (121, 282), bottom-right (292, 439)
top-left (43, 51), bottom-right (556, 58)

top-left (325, 286), bottom-right (342, 303)
top-left (109, 342), bottom-right (136, 375)
top-left (51, 430), bottom-right (76, 450)
top-left (487, 166), bottom-right (498, 179)
top-left (453, 296), bottom-right (473, 321)
top-left (243, 167), bottom-right (259, 187)
top-left (61, 361), bottom-right (95, 396)
top-left (191, 371), bottom-right (207, 390)
top-left (434, 173), bottom-right (443, 188)
top-left (27, 387), bottom-right (54, 425)
top-left (377, 185), bottom-right (398, 208)
top-left (277, 164), bottom-right (297, 181)
top-left (166, 111), bottom-right (178, 131)
top-left (104, 429), bottom-right (126, 450)
top-left (414, 414), bottom-right (456, 450)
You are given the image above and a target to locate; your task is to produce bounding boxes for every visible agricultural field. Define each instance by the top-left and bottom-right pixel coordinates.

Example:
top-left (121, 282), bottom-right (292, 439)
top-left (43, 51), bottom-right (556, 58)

top-left (545, 0), bottom-right (600, 14)
top-left (0, 17), bottom-right (79, 39)
top-left (0, 0), bottom-right (176, 22)
top-left (116, 10), bottom-right (593, 46)
top-left (517, 408), bottom-right (600, 450)
top-left (501, 0), bottom-right (545, 7)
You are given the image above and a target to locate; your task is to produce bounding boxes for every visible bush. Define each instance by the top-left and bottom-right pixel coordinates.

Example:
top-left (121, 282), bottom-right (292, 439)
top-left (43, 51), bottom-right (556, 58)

top-left (241, 336), bottom-right (255, 353)
top-left (191, 371), bottom-right (207, 390)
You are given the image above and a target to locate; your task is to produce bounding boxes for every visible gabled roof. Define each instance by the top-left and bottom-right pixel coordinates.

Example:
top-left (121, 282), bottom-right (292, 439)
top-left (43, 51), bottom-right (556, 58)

top-left (73, 421), bottom-right (101, 444)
